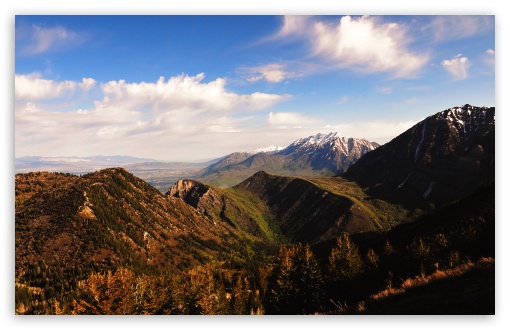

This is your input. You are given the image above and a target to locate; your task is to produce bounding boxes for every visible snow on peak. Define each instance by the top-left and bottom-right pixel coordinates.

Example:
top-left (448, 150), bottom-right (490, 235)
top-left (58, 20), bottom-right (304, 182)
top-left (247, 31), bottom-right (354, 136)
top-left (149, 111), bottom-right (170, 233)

top-left (292, 132), bottom-right (343, 147)
top-left (251, 145), bottom-right (284, 154)
top-left (434, 104), bottom-right (494, 140)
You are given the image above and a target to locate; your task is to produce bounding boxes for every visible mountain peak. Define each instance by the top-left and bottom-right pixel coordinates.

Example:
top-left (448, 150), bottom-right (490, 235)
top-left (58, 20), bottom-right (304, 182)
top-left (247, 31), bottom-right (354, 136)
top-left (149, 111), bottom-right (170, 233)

top-left (344, 104), bottom-right (495, 209)
top-left (290, 132), bottom-right (343, 147)
top-left (431, 104), bottom-right (495, 142)
top-left (251, 145), bottom-right (285, 154)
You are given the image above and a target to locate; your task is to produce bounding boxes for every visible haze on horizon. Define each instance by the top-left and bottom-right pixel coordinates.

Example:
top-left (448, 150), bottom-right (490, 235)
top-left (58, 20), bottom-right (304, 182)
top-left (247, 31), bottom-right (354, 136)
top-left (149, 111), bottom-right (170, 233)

top-left (15, 15), bottom-right (495, 162)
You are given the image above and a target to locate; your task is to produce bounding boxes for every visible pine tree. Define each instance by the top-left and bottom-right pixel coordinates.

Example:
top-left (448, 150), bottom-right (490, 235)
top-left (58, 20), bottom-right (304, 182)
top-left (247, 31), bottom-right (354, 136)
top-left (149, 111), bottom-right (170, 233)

top-left (231, 273), bottom-right (250, 315)
top-left (265, 245), bottom-right (295, 314)
top-left (72, 268), bottom-right (138, 315)
top-left (364, 248), bottom-right (380, 273)
top-left (265, 244), bottom-right (323, 314)
top-left (327, 233), bottom-right (364, 304)
top-left (292, 243), bottom-right (323, 314)
top-left (410, 237), bottom-right (431, 276)
top-left (383, 239), bottom-right (395, 256)
top-left (328, 233), bottom-right (363, 282)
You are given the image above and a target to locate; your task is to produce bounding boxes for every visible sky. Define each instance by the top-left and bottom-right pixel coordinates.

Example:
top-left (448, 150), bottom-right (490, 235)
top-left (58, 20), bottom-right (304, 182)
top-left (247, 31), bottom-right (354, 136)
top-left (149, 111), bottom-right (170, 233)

top-left (14, 15), bottom-right (495, 161)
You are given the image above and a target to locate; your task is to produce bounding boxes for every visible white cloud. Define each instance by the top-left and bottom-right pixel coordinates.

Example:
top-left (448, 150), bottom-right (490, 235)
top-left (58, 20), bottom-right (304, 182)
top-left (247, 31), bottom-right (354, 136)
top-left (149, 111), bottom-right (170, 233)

top-left (276, 16), bottom-right (311, 37)
top-left (485, 49), bottom-right (495, 67)
top-left (441, 54), bottom-right (470, 80)
top-left (267, 111), bottom-right (317, 129)
top-left (15, 73), bottom-right (96, 100)
top-left (15, 73), bottom-right (290, 160)
top-left (340, 120), bottom-right (418, 144)
top-left (423, 16), bottom-right (494, 42)
top-left (275, 15), bottom-right (428, 78)
top-left (245, 63), bottom-right (301, 83)
top-left (98, 73), bottom-right (287, 113)
top-left (18, 24), bottom-right (86, 55)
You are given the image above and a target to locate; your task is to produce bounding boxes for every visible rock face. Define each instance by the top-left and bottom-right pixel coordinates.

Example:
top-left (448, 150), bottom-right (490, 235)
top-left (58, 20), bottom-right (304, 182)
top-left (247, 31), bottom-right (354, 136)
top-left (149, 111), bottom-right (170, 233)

top-left (168, 179), bottom-right (275, 239)
top-left (168, 179), bottom-right (212, 210)
top-left (344, 104), bottom-right (495, 209)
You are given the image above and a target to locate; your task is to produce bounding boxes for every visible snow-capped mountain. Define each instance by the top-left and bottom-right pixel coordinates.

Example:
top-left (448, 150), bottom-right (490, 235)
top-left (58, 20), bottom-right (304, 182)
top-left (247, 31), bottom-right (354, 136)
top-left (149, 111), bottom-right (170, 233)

top-left (284, 132), bottom-right (345, 150)
top-left (251, 145), bottom-right (285, 154)
top-left (433, 104), bottom-right (494, 142)
top-left (278, 132), bottom-right (379, 173)
top-left (344, 104), bottom-right (495, 209)
top-left (199, 132), bottom-right (380, 186)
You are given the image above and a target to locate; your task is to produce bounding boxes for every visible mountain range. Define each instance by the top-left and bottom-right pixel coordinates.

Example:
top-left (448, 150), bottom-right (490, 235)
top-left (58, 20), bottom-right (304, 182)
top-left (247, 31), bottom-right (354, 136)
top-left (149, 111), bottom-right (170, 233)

top-left (15, 104), bottom-right (495, 315)
top-left (198, 132), bottom-right (379, 187)
top-left (15, 132), bottom-right (380, 190)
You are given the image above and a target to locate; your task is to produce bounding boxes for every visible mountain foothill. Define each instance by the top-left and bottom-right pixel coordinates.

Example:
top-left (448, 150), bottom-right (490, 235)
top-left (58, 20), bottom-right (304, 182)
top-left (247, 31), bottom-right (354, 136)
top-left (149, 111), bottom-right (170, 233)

top-left (15, 104), bottom-right (495, 315)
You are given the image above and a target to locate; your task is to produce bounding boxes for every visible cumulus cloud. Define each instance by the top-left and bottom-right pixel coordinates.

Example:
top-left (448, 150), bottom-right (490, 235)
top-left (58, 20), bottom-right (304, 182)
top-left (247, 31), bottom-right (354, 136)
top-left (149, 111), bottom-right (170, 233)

top-left (15, 73), bottom-right (96, 100)
top-left (97, 73), bottom-right (287, 113)
top-left (441, 54), bottom-right (470, 80)
top-left (276, 16), bottom-right (311, 38)
top-left (274, 15), bottom-right (428, 78)
top-left (15, 73), bottom-right (290, 160)
top-left (18, 24), bottom-right (87, 55)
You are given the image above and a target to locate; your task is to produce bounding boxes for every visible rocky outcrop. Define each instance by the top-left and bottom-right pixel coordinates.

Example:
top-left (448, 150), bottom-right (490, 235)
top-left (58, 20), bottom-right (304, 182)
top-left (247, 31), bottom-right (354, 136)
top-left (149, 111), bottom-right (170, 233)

top-left (168, 179), bottom-right (215, 211)
top-left (168, 179), bottom-right (272, 239)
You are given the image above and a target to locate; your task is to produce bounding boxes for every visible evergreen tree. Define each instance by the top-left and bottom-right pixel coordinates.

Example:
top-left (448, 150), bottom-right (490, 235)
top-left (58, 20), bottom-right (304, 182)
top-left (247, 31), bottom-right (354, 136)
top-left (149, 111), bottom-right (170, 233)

top-left (265, 246), bottom-right (295, 314)
top-left (364, 248), bottom-right (380, 273)
top-left (265, 244), bottom-right (323, 314)
top-left (291, 243), bottom-right (324, 314)
top-left (328, 233), bottom-right (363, 282)
top-left (410, 237), bottom-right (431, 276)
top-left (327, 233), bottom-right (363, 304)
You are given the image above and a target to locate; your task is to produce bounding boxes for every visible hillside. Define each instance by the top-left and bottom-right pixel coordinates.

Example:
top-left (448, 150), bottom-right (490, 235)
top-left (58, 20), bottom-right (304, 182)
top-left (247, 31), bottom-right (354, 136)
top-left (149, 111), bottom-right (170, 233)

top-left (167, 179), bottom-right (284, 242)
top-left (15, 168), bottom-right (278, 313)
top-left (15, 167), bottom-right (495, 315)
top-left (232, 171), bottom-right (386, 242)
top-left (344, 104), bottom-right (495, 210)
top-left (351, 182), bottom-right (495, 314)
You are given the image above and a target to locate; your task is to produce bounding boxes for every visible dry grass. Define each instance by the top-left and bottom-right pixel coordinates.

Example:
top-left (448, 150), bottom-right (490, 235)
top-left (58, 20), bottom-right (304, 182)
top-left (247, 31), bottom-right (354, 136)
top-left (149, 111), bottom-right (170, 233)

top-left (365, 257), bottom-right (494, 305)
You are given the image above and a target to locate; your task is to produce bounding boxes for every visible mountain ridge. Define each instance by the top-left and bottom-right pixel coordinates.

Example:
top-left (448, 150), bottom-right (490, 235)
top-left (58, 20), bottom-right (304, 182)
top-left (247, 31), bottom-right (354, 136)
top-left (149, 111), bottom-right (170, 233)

top-left (199, 132), bottom-right (380, 187)
top-left (343, 104), bottom-right (495, 209)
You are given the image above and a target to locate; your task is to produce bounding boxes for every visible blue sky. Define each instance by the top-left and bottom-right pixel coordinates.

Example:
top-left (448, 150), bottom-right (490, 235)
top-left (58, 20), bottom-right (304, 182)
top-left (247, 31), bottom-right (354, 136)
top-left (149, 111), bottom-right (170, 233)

top-left (14, 14), bottom-right (495, 161)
